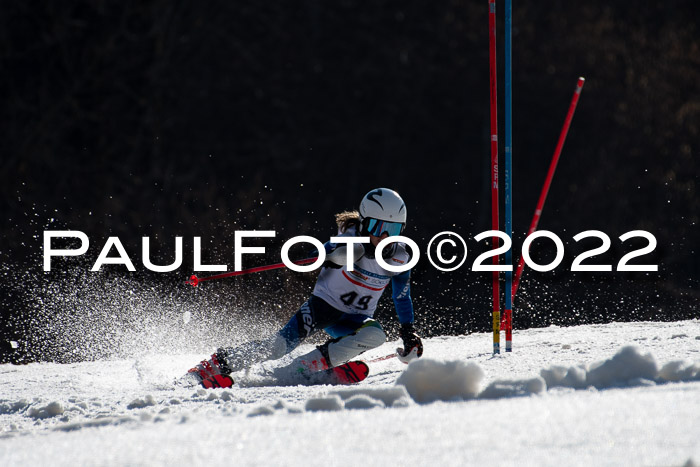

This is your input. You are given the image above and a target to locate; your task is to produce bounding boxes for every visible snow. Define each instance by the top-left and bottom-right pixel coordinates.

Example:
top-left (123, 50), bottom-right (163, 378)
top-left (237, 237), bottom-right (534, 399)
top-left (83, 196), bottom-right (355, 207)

top-left (396, 358), bottom-right (484, 403)
top-left (304, 394), bottom-right (344, 412)
top-left (1, 320), bottom-right (699, 466)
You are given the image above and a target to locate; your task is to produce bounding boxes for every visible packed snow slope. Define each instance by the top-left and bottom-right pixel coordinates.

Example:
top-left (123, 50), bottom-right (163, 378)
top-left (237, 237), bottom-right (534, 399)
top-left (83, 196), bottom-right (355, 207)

top-left (1, 320), bottom-right (699, 466)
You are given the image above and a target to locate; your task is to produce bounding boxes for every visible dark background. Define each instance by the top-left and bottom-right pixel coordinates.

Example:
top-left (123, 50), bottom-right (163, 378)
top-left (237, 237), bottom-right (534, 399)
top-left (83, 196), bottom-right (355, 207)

top-left (1, 1), bottom-right (698, 363)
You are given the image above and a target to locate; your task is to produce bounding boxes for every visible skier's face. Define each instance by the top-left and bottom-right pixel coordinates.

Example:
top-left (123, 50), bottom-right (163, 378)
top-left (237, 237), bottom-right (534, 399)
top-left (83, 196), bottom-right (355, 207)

top-left (369, 232), bottom-right (389, 247)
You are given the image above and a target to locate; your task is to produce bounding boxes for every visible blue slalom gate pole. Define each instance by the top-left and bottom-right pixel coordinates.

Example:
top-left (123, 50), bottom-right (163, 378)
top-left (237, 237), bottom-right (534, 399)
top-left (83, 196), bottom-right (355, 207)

top-left (504, 0), bottom-right (513, 352)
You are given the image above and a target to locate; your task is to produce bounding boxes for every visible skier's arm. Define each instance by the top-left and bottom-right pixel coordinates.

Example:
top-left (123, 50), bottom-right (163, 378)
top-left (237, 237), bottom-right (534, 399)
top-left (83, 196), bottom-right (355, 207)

top-left (318, 241), bottom-right (343, 269)
top-left (321, 231), bottom-right (366, 268)
top-left (391, 270), bottom-right (414, 324)
top-left (316, 227), bottom-right (356, 255)
top-left (322, 240), bottom-right (336, 254)
top-left (392, 270), bottom-right (423, 360)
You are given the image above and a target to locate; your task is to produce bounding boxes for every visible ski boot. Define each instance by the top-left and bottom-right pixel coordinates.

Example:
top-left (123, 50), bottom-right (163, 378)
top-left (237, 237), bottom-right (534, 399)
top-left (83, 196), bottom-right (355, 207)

top-left (187, 350), bottom-right (234, 389)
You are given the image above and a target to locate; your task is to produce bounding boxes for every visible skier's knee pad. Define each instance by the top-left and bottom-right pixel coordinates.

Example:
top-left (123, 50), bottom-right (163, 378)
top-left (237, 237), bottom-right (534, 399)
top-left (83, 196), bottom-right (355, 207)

top-left (324, 322), bottom-right (386, 367)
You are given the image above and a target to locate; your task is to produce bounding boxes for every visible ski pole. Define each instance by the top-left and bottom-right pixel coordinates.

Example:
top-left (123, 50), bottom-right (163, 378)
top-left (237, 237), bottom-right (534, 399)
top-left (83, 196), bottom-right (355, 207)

top-left (368, 353), bottom-right (398, 363)
top-left (186, 257), bottom-right (318, 287)
top-left (368, 351), bottom-right (419, 364)
top-left (511, 77), bottom-right (585, 299)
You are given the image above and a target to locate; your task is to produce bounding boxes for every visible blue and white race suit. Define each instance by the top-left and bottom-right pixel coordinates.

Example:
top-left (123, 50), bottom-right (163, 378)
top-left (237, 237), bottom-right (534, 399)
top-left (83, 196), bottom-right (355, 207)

top-left (312, 226), bottom-right (414, 324)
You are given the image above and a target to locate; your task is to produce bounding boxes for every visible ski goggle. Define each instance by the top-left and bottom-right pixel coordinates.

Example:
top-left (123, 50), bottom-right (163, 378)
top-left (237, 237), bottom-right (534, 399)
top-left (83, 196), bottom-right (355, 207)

top-left (366, 218), bottom-right (404, 237)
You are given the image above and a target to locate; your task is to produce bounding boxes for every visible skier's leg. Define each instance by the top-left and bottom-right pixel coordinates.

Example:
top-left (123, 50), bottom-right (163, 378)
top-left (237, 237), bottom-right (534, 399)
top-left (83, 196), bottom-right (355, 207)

top-left (215, 295), bottom-right (342, 372)
top-left (287, 317), bottom-right (386, 372)
top-left (322, 318), bottom-right (386, 367)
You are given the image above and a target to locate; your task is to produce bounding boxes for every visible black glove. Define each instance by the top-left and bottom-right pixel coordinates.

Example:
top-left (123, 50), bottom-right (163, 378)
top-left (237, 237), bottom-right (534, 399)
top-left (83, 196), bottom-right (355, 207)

top-left (398, 323), bottom-right (423, 358)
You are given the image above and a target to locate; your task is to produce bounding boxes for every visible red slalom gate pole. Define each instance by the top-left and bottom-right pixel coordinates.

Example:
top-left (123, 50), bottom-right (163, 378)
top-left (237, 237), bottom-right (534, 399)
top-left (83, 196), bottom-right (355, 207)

top-left (488, 0), bottom-right (501, 355)
top-left (512, 77), bottom-right (585, 298)
top-left (186, 257), bottom-right (318, 287)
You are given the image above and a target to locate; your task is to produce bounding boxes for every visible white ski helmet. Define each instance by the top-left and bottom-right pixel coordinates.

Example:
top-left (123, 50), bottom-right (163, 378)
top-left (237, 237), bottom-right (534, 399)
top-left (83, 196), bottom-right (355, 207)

top-left (359, 188), bottom-right (407, 236)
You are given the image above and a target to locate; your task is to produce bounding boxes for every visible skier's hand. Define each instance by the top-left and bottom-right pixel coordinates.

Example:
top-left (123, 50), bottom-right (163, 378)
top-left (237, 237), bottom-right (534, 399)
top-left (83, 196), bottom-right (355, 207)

top-left (397, 323), bottom-right (423, 363)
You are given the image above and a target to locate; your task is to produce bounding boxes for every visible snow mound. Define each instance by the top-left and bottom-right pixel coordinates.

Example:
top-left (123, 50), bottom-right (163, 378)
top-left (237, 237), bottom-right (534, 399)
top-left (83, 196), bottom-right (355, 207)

top-left (53, 416), bottom-right (137, 432)
top-left (248, 387), bottom-right (414, 415)
top-left (395, 358), bottom-right (484, 403)
top-left (393, 358), bottom-right (544, 403)
top-left (391, 345), bottom-right (700, 405)
top-left (541, 345), bottom-right (700, 390)
top-left (304, 395), bottom-right (344, 412)
top-left (28, 401), bottom-right (64, 419)
top-left (659, 360), bottom-right (700, 382)
top-left (247, 405), bottom-right (276, 417)
top-left (126, 395), bottom-right (157, 409)
top-left (250, 387), bottom-right (412, 414)
top-left (586, 346), bottom-right (657, 388)
top-left (0, 399), bottom-right (30, 414)
top-left (343, 394), bottom-right (385, 410)
top-left (479, 376), bottom-right (546, 399)
top-left (246, 399), bottom-right (304, 416)
top-left (330, 386), bottom-right (411, 408)
top-left (540, 365), bottom-right (588, 389)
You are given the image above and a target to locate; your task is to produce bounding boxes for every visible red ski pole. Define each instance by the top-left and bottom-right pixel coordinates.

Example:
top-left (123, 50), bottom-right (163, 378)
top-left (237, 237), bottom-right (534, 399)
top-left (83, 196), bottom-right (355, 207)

top-left (186, 257), bottom-right (318, 287)
top-left (511, 77), bottom-right (585, 299)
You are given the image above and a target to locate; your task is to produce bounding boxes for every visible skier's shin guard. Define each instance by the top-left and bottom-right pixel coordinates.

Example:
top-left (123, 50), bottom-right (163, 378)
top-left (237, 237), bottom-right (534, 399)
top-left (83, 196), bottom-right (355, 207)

top-left (268, 333), bottom-right (290, 360)
top-left (323, 322), bottom-right (386, 367)
top-left (218, 333), bottom-right (289, 372)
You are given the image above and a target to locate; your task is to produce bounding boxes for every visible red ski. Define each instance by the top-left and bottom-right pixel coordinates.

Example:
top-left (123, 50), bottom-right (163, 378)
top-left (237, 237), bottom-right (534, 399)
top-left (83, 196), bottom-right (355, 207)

top-left (189, 360), bottom-right (369, 389)
top-left (313, 360), bottom-right (369, 385)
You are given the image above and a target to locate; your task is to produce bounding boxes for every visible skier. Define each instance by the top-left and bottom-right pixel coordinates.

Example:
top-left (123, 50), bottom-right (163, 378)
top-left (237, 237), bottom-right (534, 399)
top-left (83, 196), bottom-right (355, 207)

top-left (188, 188), bottom-right (423, 388)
